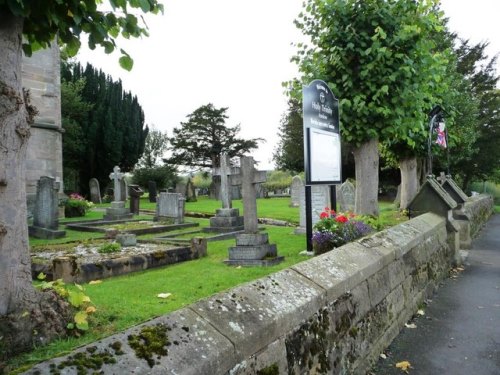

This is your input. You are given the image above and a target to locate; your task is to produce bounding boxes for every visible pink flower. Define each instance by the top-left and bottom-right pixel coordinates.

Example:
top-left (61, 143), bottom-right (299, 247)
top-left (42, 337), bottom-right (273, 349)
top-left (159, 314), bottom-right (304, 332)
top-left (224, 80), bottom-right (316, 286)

top-left (320, 212), bottom-right (329, 219)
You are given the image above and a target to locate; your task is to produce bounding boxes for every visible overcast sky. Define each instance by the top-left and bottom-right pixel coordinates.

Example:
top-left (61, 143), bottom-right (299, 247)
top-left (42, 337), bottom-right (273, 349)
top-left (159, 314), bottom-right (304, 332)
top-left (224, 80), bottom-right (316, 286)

top-left (77, 0), bottom-right (500, 170)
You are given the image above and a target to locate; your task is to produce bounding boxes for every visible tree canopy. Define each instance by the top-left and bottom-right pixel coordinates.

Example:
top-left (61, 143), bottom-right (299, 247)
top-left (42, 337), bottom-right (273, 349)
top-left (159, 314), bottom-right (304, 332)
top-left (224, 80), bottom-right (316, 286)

top-left (166, 103), bottom-right (262, 169)
top-left (136, 126), bottom-right (169, 168)
top-left (61, 61), bottom-right (148, 195)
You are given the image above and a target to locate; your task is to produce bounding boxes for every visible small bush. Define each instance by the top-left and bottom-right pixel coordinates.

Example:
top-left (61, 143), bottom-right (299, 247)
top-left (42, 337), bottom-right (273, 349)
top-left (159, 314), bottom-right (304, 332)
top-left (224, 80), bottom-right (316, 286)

top-left (64, 193), bottom-right (93, 217)
top-left (98, 242), bottom-right (121, 254)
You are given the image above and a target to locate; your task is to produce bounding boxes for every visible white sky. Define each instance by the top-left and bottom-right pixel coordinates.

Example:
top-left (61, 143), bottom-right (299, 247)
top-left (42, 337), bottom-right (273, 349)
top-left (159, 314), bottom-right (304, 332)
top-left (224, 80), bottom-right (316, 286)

top-left (77, 0), bottom-right (500, 170)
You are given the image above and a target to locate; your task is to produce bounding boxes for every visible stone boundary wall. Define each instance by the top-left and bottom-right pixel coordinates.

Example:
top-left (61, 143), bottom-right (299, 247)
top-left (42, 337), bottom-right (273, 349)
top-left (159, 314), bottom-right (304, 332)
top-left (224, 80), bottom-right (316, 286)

top-left (26, 198), bottom-right (493, 375)
top-left (464, 194), bottom-right (494, 237)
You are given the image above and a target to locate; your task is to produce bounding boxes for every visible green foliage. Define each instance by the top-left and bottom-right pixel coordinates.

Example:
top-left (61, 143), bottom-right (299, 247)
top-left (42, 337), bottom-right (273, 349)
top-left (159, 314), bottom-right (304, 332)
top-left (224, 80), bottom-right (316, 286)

top-left (273, 97), bottom-right (304, 173)
top-left (292, 0), bottom-right (451, 148)
top-left (98, 242), bottom-right (122, 254)
top-left (132, 165), bottom-right (178, 190)
top-left (191, 171), bottom-right (212, 190)
top-left (64, 193), bottom-right (94, 217)
top-left (165, 104), bottom-right (262, 169)
top-left (263, 170), bottom-right (294, 192)
top-left (1, 0), bottom-right (163, 69)
top-left (136, 126), bottom-right (169, 168)
top-left (61, 61), bottom-right (149, 195)
top-left (36, 273), bottom-right (94, 333)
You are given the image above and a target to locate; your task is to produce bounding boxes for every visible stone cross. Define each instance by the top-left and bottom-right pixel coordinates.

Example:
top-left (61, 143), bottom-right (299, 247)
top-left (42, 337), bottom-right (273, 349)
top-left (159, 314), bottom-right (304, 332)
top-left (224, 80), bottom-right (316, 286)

top-left (231, 156), bottom-right (267, 233)
top-left (212, 153), bottom-right (240, 209)
top-left (437, 171), bottom-right (447, 184)
top-left (109, 166), bottom-right (124, 202)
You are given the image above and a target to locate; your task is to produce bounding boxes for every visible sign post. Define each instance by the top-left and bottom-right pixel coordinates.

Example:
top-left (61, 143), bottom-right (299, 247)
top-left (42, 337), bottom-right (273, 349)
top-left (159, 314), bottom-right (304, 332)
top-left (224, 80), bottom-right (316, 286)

top-left (302, 80), bottom-right (341, 251)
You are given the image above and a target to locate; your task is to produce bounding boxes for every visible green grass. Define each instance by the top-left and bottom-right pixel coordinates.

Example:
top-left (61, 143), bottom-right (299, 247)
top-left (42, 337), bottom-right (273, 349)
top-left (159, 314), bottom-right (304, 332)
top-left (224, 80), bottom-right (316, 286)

top-left (13, 197), bottom-right (407, 372)
top-left (12, 225), bottom-right (307, 372)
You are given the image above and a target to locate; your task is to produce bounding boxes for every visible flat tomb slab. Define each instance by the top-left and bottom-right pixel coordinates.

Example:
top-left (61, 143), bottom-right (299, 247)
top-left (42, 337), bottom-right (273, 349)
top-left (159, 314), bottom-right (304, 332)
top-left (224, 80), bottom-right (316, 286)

top-left (66, 220), bottom-right (198, 235)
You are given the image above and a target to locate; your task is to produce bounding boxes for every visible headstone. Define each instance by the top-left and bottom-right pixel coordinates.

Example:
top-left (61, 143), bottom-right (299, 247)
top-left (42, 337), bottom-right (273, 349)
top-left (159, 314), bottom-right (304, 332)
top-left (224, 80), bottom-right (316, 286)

top-left (185, 178), bottom-right (197, 202)
top-left (155, 192), bottom-right (185, 224)
top-left (104, 166), bottom-right (133, 220)
top-left (204, 153), bottom-right (244, 233)
top-left (120, 178), bottom-right (128, 201)
top-left (290, 175), bottom-right (303, 207)
top-left (337, 180), bottom-right (355, 212)
top-left (89, 178), bottom-right (102, 204)
top-left (295, 184), bottom-right (330, 234)
top-left (148, 180), bottom-right (157, 203)
top-left (128, 184), bottom-right (144, 215)
top-left (225, 156), bottom-right (284, 266)
top-left (175, 182), bottom-right (186, 196)
top-left (28, 176), bottom-right (66, 239)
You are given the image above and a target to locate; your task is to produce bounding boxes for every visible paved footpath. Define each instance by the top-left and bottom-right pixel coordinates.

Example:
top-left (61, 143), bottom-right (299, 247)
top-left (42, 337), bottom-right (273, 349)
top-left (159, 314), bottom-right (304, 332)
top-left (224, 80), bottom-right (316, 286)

top-left (372, 214), bottom-right (500, 375)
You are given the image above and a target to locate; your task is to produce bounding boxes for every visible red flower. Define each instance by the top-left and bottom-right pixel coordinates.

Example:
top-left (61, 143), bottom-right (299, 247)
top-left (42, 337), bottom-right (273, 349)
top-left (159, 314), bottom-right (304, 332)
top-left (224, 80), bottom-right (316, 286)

top-left (320, 211), bottom-right (329, 219)
top-left (335, 215), bottom-right (348, 223)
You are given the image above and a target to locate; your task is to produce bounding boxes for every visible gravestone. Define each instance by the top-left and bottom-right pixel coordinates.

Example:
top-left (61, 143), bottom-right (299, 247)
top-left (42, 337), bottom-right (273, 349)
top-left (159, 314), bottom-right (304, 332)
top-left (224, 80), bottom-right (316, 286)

top-left (176, 182), bottom-right (187, 196)
top-left (186, 178), bottom-right (197, 202)
top-left (226, 156), bottom-right (283, 266)
top-left (155, 192), bottom-right (185, 224)
top-left (129, 184), bottom-right (144, 215)
top-left (104, 166), bottom-right (133, 221)
top-left (295, 184), bottom-right (330, 234)
top-left (148, 180), bottom-right (157, 203)
top-left (120, 179), bottom-right (128, 201)
top-left (89, 178), bottom-right (102, 204)
top-left (290, 175), bottom-right (303, 207)
top-left (337, 180), bottom-right (355, 212)
top-left (204, 153), bottom-right (244, 233)
top-left (28, 176), bottom-right (66, 239)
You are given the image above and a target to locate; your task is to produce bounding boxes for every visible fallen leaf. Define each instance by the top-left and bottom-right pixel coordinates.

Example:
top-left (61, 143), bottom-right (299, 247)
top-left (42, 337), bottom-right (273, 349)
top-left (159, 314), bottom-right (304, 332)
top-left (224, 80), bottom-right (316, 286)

top-left (405, 323), bottom-right (417, 329)
top-left (86, 306), bottom-right (96, 314)
top-left (396, 360), bottom-right (412, 373)
top-left (417, 309), bottom-right (425, 316)
top-left (89, 280), bottom-right (102, 285)
top-left (380, 353), bottom-right (387, 359)
top-left (157, 293), bottom-right (172, 299)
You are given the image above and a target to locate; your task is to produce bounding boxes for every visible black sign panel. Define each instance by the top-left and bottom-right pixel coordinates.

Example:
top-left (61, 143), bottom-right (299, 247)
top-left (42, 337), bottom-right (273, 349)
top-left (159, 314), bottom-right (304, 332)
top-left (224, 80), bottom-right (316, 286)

top-left (303, 80), bottom-right (341, 184)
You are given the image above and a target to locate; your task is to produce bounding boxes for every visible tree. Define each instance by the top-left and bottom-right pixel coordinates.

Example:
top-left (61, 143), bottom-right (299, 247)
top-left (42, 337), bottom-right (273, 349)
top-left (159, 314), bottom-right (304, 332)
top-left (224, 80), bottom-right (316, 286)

top-left (136, 126), bottom-right (169, 168)
top-left (166, 103), bottom-right (262, 169)
top-left (273, 97), bottom-right (304, 173)
top-left (292, 0), bottom-right (450, 215)
top-left (61, 62), bottom-right (149, 195)
top-left (0, 0), bottom-right (162, 360)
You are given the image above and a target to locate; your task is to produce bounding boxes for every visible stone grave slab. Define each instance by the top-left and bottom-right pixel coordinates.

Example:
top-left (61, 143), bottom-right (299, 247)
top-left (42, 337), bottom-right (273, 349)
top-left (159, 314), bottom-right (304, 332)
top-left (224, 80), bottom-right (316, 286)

top-left (89, 178), bottom-right (102, 204)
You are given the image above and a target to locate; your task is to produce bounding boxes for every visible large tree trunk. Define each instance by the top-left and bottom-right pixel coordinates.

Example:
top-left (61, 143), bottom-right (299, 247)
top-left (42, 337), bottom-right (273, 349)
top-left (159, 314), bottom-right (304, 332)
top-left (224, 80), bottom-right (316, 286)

top-left (399, 156), bottom-right (419, 210)
top-left (0, 14), bottom-right (71, 363)
top-left (353, 138), bottom-right (379, 216)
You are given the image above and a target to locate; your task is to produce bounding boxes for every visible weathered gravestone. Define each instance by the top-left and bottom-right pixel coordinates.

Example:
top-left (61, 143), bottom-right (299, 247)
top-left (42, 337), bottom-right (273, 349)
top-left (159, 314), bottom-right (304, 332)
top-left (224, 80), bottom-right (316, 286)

top-left (104, 166), bottom-right (133, 221)
top-left (129, 184), bottom-right (144, 215)
top-left (290, 175), bottom-right (303, 207)
top-left (176, 182), bottom-right (186, 196)
top-left (120, 178), bottom-right (128, 201)
top-left (204, 153), bottom-right (244, 233)
top-left (186, 178), bottom-right (197, 202)
top-left (226, 156), bottom-right (283, 266)
top-left (148, 180), bottom-right (157, 203)
top-left (337, 180), bottom-right (355, 212)
top-left (28, 176), bottom-right (66, 239)
top-left (295, 184), bottom-right (330, 234)
top-left (89, 178), bottom-right (102, 204)
top-left (155, 192), bottom-right (185, 224)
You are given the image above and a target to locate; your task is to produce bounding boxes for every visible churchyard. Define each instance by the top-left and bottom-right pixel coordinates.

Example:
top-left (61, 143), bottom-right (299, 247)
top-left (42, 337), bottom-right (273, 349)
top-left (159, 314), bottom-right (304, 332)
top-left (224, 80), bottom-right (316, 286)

top-left (7, 179), bottom-right (407, 372)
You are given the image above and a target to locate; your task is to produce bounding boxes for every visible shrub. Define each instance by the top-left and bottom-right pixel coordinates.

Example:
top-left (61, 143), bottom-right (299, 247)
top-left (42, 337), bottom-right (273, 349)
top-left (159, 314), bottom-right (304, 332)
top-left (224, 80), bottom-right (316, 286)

top-left (312, 207), bottom-right (372, 255)
top-left (64, 193), bottom-right (93, 217)
top-left (98, 242), bottom-right (121, 254)
top-left (132, 165), bottom-right (178, 191)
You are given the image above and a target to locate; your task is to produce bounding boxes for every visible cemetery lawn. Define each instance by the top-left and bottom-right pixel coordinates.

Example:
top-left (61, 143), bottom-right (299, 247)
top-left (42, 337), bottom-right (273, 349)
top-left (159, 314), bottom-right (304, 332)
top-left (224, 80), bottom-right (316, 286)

top-left (13, 225), bottom-right (307, 373)
top-left (14, 198), bottom-right (405, 372)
